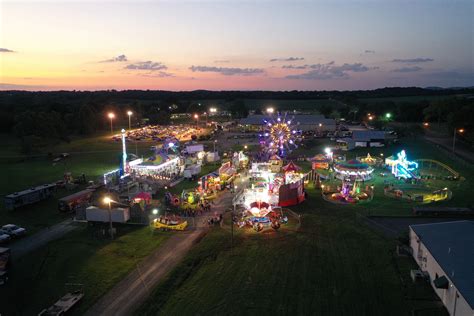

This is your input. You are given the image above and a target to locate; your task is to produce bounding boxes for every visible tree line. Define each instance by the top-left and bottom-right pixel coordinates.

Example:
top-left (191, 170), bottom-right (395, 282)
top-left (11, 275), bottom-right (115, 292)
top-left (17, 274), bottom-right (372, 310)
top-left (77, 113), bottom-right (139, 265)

top-left (0, 88), bottom-right (472, 153)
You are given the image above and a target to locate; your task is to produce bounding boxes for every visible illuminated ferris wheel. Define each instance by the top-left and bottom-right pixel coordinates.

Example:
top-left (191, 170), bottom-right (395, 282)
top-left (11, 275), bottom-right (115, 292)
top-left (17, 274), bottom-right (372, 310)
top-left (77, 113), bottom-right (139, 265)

top-left (259, 112), bottom-right (301, 156)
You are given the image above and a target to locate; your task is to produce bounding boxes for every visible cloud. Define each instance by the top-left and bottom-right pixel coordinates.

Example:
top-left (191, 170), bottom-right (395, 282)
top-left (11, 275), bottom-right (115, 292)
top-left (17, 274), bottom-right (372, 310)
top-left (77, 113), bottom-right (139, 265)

top-left (139, 71), bottom-right (174, 78)
top-left (364, 50), bottom-right (375, 54)
top-left (270, 57), bottom-right (304, 62)
top-left (392, 57), bottom-right (433, 63)
top-left (125, 61), bottom-right (167, 71)
top-left (189, 65), bottom-right (264, 76)
top-left (285, 61), bottom-right (374, 80)
top-left (282, 65), bottom-right (309, 69)
top-left (0, 48), bottom-right (15, 53)
top-left (0, 82), bottom-right (46, 90)
top-left (214, 60), bottom-right (230, 63)
top-left (392, 66), bottom-right (422, 73)
top-left (100, 54), bottom-right (128, 63)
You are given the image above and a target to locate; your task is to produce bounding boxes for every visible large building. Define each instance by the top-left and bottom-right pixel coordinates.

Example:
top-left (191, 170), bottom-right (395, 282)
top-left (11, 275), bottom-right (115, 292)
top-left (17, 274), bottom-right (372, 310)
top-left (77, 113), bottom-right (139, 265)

top-left (239, 114), bottom-right (336, 132)
top-left (409, 221), bottom-right (474, 316)
top-left (337, 130), bottom-right (387, 150)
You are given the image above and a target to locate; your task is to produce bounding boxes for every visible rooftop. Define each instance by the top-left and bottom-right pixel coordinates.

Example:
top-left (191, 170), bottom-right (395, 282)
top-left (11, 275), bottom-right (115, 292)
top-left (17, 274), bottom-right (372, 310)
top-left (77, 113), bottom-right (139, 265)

top-left (352, 130), bottom-right (386, 141)
top-left (5, 183), bottom-right (56, 199)
top-left (410, 220), bottom-right (474, 309)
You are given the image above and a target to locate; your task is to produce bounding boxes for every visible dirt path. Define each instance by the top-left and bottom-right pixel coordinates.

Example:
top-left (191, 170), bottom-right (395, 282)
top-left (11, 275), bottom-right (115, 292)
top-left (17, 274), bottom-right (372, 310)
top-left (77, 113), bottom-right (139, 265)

top-left (85, 192), bottom-right (233, 316)
top-left (10, 218), bottom-right (78, 259)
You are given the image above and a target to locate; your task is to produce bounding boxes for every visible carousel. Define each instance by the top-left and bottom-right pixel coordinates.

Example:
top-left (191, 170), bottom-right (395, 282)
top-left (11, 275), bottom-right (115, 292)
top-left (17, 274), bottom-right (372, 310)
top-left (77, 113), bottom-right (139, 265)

top-left (333, 159), bottom-right (374, 181)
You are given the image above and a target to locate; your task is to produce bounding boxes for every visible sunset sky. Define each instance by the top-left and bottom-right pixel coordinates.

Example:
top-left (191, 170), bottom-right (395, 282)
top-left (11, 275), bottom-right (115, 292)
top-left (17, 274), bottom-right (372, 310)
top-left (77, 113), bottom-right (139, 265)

top-left (1, 0), bottom-right (473, 91)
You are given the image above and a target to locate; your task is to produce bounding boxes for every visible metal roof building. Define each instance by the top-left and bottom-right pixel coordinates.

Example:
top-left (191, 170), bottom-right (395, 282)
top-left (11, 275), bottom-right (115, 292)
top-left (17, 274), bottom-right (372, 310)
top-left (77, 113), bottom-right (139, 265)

top-left (409, 221), bottom-right (474, 316)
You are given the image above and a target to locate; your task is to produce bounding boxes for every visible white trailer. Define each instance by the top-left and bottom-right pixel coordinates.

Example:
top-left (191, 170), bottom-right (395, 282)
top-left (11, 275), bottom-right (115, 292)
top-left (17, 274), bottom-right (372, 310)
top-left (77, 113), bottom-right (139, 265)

top-left (85, 206), bottom-right (130, 223)
top-left (183, 164), bottom-right (201, 179)
top-left (185, 144), bottom-right (204, 154)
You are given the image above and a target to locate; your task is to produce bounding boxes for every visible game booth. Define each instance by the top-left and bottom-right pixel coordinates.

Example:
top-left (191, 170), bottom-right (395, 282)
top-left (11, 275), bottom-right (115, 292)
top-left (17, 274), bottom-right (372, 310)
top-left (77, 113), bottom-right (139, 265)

top-left (199, 172), bottom-right (221, 193)
top-left (311, 154), bottom-right (331, 170)
top-left (232, 151), bottom-right (249, 169)
top-left (269, 154), bottom-right (283, 173)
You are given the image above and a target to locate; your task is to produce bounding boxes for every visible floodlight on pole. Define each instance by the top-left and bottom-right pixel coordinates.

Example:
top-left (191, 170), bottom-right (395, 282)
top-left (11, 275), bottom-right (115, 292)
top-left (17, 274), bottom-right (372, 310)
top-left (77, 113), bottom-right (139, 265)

top-left (127, 111), bottom-right (133, 130)
top-left (452, 128), bottom-right (466, 154)
top-left (108, 112), bottom-right (115, 134)
top-left (194, 114), bottom-right (199, 127)
top-left (103, 196), bottom-right (114, 239)
top-left (266, 107), bottom-right (275, 114)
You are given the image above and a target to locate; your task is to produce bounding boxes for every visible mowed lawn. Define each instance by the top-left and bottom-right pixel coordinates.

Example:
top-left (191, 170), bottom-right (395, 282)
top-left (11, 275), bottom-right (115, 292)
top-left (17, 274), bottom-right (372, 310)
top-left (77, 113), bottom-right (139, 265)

top-left (0, 226), bottom-right (169, 315)
top-left (137, 185), bottom-right (446, 316)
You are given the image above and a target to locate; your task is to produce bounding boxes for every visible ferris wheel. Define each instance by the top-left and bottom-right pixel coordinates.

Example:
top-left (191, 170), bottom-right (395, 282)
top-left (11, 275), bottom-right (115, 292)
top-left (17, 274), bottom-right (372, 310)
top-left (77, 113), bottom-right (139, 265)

top-left (259, 112), bottom-right (301, 156)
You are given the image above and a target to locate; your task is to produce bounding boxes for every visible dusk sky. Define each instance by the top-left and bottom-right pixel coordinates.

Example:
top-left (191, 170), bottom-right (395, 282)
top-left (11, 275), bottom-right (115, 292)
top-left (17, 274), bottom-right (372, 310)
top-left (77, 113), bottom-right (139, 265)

top-left (1, 0), bottom-right (473, 91)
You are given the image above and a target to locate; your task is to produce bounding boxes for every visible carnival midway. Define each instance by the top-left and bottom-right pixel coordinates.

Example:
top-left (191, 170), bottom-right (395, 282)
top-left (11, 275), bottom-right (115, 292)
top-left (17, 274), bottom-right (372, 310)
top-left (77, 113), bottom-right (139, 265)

top-left (8, 110), bottom-right (460, 240)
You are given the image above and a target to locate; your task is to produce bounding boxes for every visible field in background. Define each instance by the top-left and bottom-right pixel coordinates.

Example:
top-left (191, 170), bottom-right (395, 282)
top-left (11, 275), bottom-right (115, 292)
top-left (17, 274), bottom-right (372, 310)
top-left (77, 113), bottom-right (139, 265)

top-left (189, 98), bottom-right (344, 112)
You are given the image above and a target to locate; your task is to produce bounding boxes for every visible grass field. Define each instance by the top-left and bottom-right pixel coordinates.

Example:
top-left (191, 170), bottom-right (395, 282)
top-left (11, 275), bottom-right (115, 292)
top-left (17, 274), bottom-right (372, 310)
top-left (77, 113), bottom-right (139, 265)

top-left (137, 183), bottom-right (446, 315)
top-left (189, 99), bottom-right (344, 112)
top-left (0, 133), bottom-right (156, 231)
top-left (0, 225), bottom-right (169, 315)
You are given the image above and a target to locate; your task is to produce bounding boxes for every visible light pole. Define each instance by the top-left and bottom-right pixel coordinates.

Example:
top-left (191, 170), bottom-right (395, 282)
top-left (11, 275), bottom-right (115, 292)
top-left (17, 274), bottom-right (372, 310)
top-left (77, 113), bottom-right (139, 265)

top-left (103, 196), bottom-right (114, 240)
top-left (108, 112), bottom-right (115, 135)
top-left (194, 114), bottom-right (199, 128)
top-left (214, 140), bottom-right (217, 153)
top-left (452, 128), bottom-right (465, 154)
top-left (127, 110), bottom-right (133, 130)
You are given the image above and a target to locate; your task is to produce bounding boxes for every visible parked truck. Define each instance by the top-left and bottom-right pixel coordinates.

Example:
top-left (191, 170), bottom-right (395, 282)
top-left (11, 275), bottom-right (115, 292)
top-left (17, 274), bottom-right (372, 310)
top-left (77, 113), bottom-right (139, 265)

top-left (58, 189), bottom-right (94, 212)
top-left (85, 206), bottom-right (130, 223)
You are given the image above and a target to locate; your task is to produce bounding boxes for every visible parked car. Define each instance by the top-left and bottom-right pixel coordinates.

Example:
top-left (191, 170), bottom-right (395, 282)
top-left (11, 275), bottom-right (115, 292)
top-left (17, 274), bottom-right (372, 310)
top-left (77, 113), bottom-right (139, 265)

top-left (1, 224), bottom-right (26, 237)
top-left (0, 231), bottom-right (11, 244)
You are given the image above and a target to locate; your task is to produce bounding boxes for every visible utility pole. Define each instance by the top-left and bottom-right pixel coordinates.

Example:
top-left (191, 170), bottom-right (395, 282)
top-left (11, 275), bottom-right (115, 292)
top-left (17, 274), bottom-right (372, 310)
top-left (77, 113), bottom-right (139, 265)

top-left (452, 128), bottom-right (465, 154)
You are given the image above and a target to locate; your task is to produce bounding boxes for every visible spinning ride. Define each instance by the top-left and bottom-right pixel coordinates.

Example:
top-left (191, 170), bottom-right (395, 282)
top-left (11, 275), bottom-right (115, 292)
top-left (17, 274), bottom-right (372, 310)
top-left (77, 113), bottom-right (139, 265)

top-left (328, 180), bottom-right (371, 204)
top-left (238, 202), bottom-right (288, 232)
top-left (334, 159), bottom-right (374, 181)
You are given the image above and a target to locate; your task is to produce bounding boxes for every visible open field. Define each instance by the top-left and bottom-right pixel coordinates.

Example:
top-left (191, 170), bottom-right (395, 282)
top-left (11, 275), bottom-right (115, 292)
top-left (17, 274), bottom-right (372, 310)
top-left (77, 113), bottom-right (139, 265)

top-left (0, 133), bottom-right (156, 231)
top-left (188, 98), bottom-right (343, 112)
top-left (0, 225), bottom-right (169, 315)
top-left (137, 184), bottom-right (447, 315)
